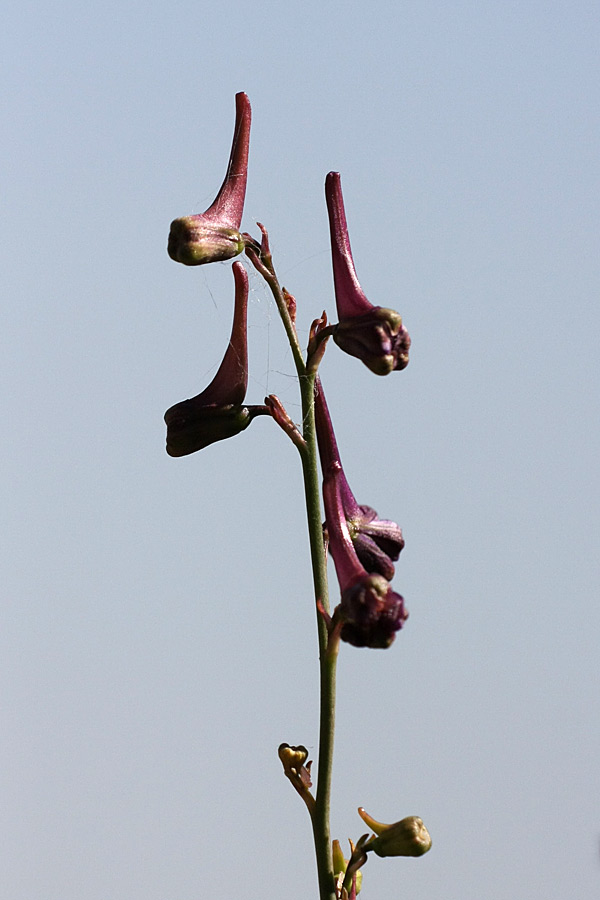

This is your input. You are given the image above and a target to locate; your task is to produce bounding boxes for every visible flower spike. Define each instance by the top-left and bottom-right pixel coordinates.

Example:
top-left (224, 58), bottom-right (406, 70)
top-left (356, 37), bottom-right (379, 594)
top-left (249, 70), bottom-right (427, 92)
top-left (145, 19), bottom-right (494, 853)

top-left (325, 172), bottom-right (411, 375)
top-left (164, 262), bottom-right (267, 456)
top-left (168, 93), bottom-right (251, 266)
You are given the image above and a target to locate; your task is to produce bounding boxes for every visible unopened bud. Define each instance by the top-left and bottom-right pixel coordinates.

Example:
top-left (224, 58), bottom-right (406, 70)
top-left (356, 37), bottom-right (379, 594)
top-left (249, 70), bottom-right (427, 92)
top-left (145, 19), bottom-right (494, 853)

top-left (332, 839), bottom-right (346, 874)
top-left (164, 401), bottom-right (253, 457)
top-left (333, 839), bottom-right (363, 895)
top-left (325, 172), bottom-right (410, 376)
top-left (278, 743), bottom-right (309, 773)
top-left (167, 217), bottom-right (244, 266)
top-left (358, 807), bottom-right (432, 858)
top-left (167, 93), bottom-right (251, 267)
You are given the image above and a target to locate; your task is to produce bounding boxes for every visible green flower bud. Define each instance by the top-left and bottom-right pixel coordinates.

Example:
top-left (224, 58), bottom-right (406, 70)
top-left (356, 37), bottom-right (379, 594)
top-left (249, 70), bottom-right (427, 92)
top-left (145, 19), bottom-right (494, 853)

top-left (333, 839), bottom-right (363, 895)
top-left (358, 807), bottom-right (432, 858)
top-left (167, 93), bottom-right (251, 267)
top-left (165, 402), bottom-right (253, 457)
top-left (332, 839), bottom-right (346, 875)
top-left (167, 217), bottom-right (244, 266)
top-left (277, 743), bottom-right (309, 774)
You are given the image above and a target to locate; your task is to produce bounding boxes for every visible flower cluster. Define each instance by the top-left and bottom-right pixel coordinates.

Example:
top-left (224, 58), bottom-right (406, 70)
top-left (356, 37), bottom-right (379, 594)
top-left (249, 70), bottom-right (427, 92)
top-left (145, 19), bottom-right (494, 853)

top-left (164, 92), bottom-right (429, 899)
top-left (164, 95), bottom-right (411, 650)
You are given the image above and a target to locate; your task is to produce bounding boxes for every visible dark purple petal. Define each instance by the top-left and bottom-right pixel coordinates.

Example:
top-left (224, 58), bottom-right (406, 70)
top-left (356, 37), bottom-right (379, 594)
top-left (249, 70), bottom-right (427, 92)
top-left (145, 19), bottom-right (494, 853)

top-left (339, 574), bottom-right (408, 649)
top-left (349, 504), bottom-right (405, 578)
top-left (322, 463), bottom-right (366, 590)
top-left (195, 261), bottom-right (249, 407)
top-left (351, 533), bottom-right (396, 581)
top-left (202, 92), bottom-right (251, 229)
top-left (164, 403), bottom-right (253, 457)
top-left (325, 171), bottom-right (372, 318)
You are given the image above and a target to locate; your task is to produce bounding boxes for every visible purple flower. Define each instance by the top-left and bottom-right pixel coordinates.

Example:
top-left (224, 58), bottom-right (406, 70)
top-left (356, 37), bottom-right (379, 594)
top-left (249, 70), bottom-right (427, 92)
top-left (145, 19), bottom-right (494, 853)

top-left (317, 390), bottom-right (407, 648)
top-left (338, 573), bottom-right (407, 649)
top-left (325, 172), bottom-right (411, 375)
top-left (315, 380), bottom-right (404, 581)
top-left (168, 93), bottom-right (251, 266)
top-left (323, 471), bottom-right (407, 648)
top-left (164, 262), bottom-right (266, 456)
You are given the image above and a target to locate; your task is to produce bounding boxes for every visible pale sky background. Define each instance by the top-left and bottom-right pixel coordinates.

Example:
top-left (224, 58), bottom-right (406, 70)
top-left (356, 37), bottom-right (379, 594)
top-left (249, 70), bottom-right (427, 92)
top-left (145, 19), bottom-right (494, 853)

top-left (2, 1), bottom-right (599, 898)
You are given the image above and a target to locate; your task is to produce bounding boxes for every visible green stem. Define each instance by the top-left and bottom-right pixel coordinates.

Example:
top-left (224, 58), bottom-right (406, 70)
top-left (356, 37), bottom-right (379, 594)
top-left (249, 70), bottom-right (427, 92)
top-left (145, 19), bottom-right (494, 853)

top-left (300, 372), bottom-right (338, 900)
top-left (250, 242), bottom-right (338, 900)
top-left (244, 244), bottom-right (306, 377)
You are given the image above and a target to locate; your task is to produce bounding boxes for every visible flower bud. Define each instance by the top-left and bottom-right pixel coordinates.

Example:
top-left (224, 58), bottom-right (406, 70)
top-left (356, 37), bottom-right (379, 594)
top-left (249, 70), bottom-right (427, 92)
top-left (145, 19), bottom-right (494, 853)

top-left (165, 262), bottom-right (267, 456)
top-left (325, 172), bottom-right (410, 374)
top-left (167, 92), bottom-right (251, 266)
top-left (340, 573), bottom-right (407, 649)
top-left (332, 839), bottom-right (363, 895)
top-left (358, 808), bottom-right (432, 858)
top-left (278, 743), bottom-right (313, 802)
top-left (278, 743), bottom-right (309, 773)
top-left (370, 817), bottom-right (432, 858)
top-left (332, 839), bottom-right (346, 875)
top-left (164, 402), bottom-right (253, 457)
top-left (167, 218), bottom-right (244, 266)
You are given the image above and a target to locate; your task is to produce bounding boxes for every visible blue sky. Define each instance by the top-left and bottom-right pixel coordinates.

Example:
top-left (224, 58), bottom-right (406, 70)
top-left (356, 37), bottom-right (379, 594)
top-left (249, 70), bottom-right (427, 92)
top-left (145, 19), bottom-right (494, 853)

top-left (2, 1), bottom-right (599, 898)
